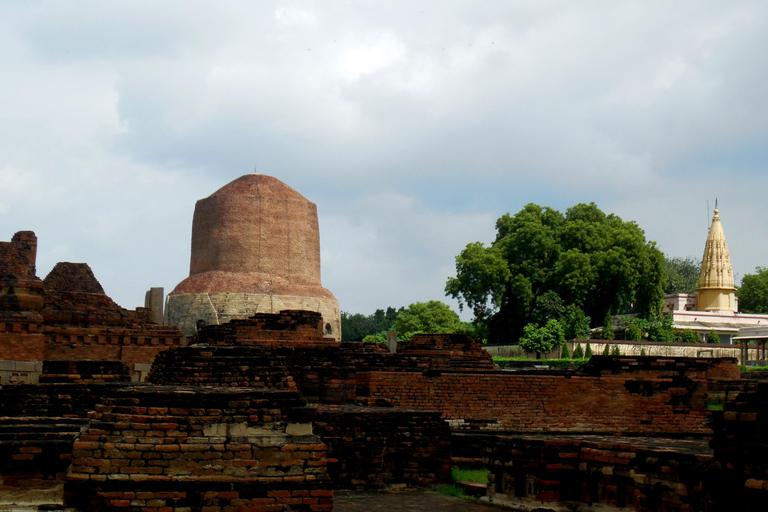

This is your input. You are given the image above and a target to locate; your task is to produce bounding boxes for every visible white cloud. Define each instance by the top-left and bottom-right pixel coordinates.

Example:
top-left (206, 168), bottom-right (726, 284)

top-left (1, 0), bottom-right (767, 316)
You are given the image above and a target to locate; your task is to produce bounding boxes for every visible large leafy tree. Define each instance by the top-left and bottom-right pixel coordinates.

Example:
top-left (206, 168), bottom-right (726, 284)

top-left (665, 256), bottom-right (701, 294)
top-left (392, 300), bottom-right (465, 340)
top-left (446, 203), bottom-right (666, 344)
top-left (737, 267), bottom-right (768, 314)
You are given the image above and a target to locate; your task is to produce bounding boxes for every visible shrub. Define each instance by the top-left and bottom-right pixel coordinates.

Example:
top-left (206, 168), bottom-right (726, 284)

top-left (640, 348), bottom-right (647, 356)
top-left (573, 343), bottom-right (584, 358)
top-left (585, 341), bottom-right (593, 358)
top-left (627, 323), bottom-right (643, 342)
top-left (603, 343), bottom-right (611, 356)
top-left (611, 345), bottom-right (621, 356)
top-left (708, 330), bottom-right (720, 344)
top-left (677, 328), bottom-right (703, 344)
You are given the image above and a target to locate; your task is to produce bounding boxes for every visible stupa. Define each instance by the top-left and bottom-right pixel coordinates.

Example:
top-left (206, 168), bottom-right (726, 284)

top-left (164, 174), bottom-right (341, 339)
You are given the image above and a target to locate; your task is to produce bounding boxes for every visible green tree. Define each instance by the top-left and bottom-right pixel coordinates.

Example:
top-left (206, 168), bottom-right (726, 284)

top-left (519, 319), bottom-right (565, 359)
top-left (708, 329), bottom-right (720, 344)
top-left (585, 341), bottom-right (593, 358)
top-left (447, 203), bottom-right (666, 343)
top-left (603, 343), bottom-right (611, 356)
top-left (362, 333), bottom-right (386, 344)
top-left (611, 345), bottom-right (621, 356)
top-left (602, 312), bottom-right (614, 340)
top-left (341, 307), bottom-right (402, 341)
top-left (573, 343), bottom-right (584, 358)
top-left (677, 329), bottom-right (703, 344)
top-left (561, 338), bottom-right (571, 359)
top-left (664, 256), bottom-right (701, 295)
top-left (563, 305), bottom-right (591, 340)
top-left (737, 267), bottom-right (768, 314)
top-left (392, 301), bottom-right (464, 340)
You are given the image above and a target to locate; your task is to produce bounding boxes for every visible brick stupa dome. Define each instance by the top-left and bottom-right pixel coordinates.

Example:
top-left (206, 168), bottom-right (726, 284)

top-left (165, 174), bottom-right (340, 339)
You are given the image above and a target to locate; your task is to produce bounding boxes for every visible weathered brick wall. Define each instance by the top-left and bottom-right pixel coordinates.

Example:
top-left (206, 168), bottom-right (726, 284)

top-left (65, 386), bottom-right (332, 512)
top-left (40, 360), bottom-right (130, 383)
top-left (307, 405), bottom-right (452, 489)
top-left (359, 357), bottom-right (734, 436)
top-left (193, 310), bottom-right (329, 344)
top-left (148, 346), bottom-right (297, 390)
top-left (709, 381), bottom-right (768, 510)
top-left (483, 434), bottom-right (716, 511)
top-left (0, 417), bottom-right (82, 495)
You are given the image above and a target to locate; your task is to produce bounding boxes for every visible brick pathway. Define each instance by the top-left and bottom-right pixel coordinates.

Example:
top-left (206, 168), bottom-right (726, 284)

top-left (334, 490), bottom-right (509, 511)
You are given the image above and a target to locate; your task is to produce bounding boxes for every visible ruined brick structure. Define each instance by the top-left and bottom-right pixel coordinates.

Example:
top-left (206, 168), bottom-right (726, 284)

top-left (164, 175), bottom-right (341, 340)
top-left (2, 289), bottom-right (768, 510)
top-left (0, 232), bottom-right (183, 382)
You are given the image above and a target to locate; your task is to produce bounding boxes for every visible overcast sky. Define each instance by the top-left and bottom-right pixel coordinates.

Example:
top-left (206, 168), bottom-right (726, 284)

top-left (2, 1), bottom-right (767, 319)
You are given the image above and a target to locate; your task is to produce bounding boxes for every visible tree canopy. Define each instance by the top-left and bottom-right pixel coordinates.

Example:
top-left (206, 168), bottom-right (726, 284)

top-left (392, 300), bottom-right (466, 340)
top-left (446, 203), bottom-right (666, 343)
top-left (341, 307), bottom-right (402, 341)
top-left (664, 256), bottom-right (701, 295)
top-left (737, 267), bottom-right (768, 314)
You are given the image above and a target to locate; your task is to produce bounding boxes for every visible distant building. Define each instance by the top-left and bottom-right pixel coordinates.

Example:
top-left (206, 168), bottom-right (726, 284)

top-left (663, 206), bottom-right (768, 344)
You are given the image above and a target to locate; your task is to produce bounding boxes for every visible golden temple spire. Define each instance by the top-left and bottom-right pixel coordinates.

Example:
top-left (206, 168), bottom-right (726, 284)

top-left (697, 202), bottom-right (736, 311)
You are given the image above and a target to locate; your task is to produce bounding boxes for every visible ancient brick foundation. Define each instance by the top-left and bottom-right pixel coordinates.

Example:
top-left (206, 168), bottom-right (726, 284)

top-left (483, 434), bottom-right (716, 511)
top-left (308, 405), bottom-right (452, 489)
top-left (65, 387), bottom-right (332, 512)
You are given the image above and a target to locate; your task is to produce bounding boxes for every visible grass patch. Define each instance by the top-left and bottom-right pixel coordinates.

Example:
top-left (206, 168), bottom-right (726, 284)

top-left (452, 466), bottom-right (488, 484)
top-left (434, 484), bottom-right (465, 497)
top-left (492, 357), bottom-right (590, 369)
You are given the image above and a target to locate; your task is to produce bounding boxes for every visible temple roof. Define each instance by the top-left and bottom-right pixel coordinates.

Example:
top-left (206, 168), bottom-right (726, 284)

top-left (698, 206), bottom-right (735, 292)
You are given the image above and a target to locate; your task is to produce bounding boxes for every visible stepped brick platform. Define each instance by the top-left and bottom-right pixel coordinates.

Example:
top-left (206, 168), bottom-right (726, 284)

top-left (40, 360), bottom-right (131, 384)
top-left (65, 386), bottom-right (332, 512)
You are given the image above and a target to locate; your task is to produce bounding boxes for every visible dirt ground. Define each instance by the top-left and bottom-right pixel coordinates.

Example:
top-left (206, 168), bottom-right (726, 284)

top-left (333, 490), bottom-right (510, 511)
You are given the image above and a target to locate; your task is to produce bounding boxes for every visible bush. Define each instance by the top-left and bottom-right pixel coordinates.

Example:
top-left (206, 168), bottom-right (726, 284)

top-left (573, 343), bottom-right (584, 358)
top-left (708, 330), bottom-right (720, 344)
top-left (627, 323), bottom-right (643, 342)
top-left (677, 329), bottom-right (703, 344)
top-left (640, 348), bottom-right (647, 356)
top-left (585, 341), bottom-right (593, 358)
top-left (611, 345), bottom-right (621, 356)
top-left (603, 343), bottom-right (611, 356)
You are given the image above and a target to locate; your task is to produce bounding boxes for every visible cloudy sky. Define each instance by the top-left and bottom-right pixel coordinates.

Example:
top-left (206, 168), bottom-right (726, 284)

top-left (2, 1), bottom-right (767, 319)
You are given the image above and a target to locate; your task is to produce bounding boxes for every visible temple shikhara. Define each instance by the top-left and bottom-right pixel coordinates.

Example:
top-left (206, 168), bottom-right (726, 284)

top-left (663, 205), bottom-right (768, 347)
top-left (1, 181), bottom-right (768, 511)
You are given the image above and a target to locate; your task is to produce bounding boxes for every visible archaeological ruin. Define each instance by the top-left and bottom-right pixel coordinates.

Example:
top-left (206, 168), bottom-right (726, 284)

top-left (164, 174), bottom-right (341, 340)
top-left (1, 175), bottom-right (768, 511)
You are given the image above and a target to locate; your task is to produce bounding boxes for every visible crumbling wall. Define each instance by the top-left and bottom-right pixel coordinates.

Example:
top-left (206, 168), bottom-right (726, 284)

top-left (308, 405), bottom-right (452, 489)
top-left (483, 434), bottom-right (715, 510)
top-left (358, 357), bottom-right (736, 436)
